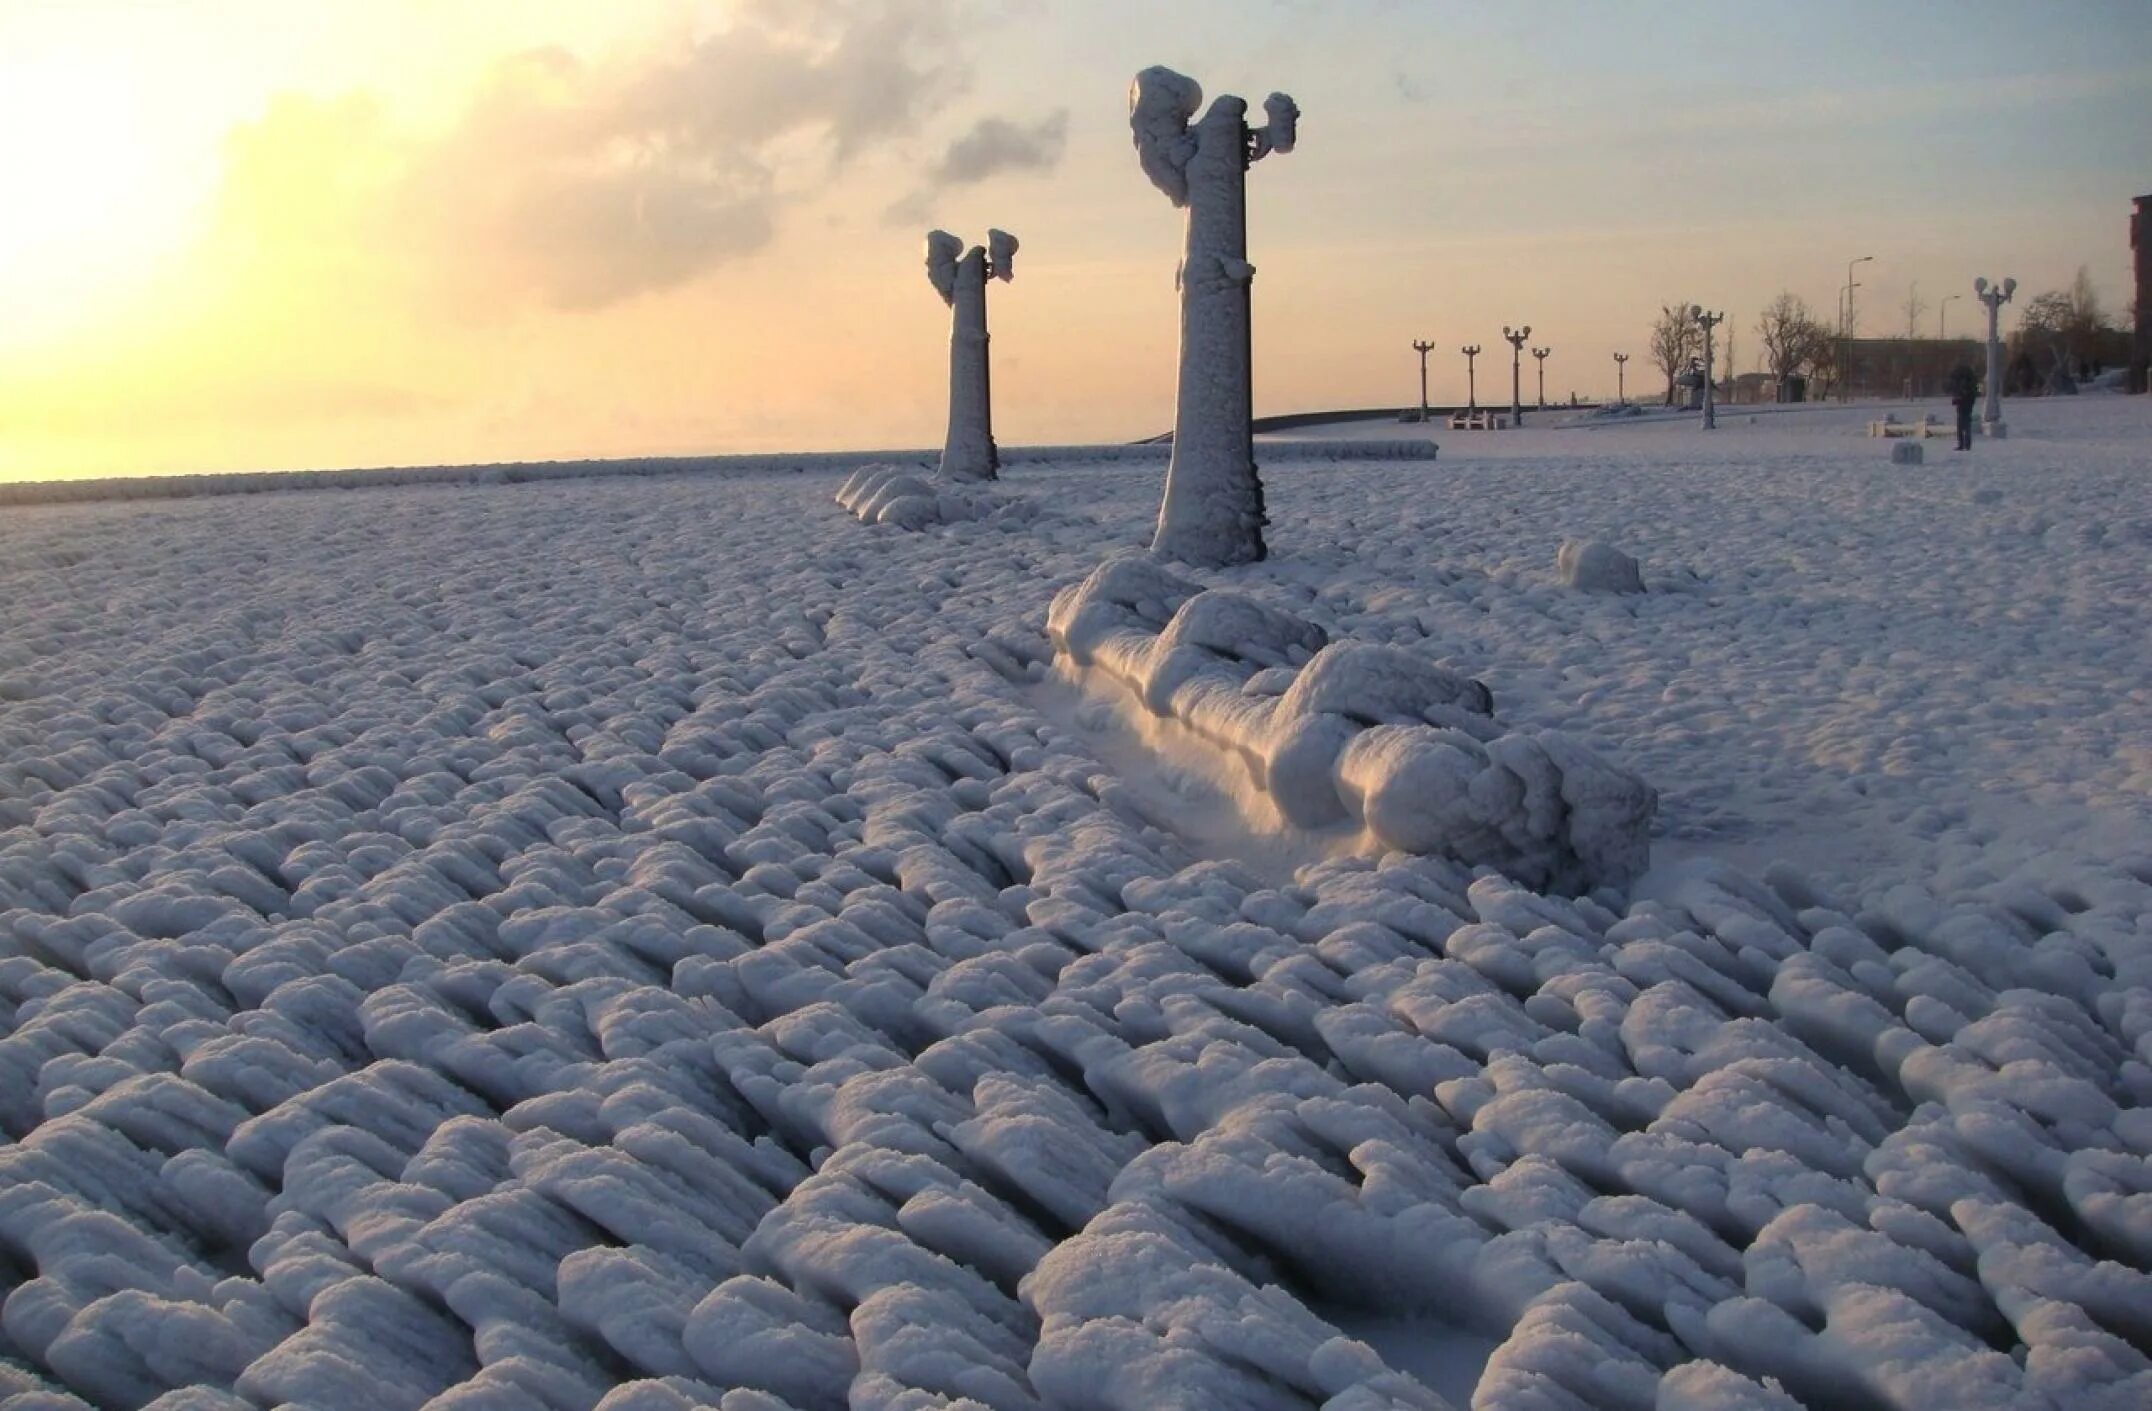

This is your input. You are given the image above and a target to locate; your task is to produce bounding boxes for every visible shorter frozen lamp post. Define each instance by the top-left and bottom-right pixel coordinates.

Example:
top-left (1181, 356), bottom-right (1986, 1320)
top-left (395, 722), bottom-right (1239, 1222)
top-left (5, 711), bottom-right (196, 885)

top-left (925, 229), bottom-right (1017, 482)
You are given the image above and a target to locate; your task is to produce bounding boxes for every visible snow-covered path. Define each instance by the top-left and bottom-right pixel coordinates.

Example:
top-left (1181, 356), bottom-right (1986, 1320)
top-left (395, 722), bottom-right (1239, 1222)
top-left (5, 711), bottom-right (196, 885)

top-left (1, 400), bottom-right (2147, 1409)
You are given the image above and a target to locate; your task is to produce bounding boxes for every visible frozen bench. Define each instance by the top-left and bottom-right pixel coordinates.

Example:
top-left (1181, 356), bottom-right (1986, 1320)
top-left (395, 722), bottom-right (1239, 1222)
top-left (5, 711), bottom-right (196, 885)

top-left (1446, 410), bottom-right (1510, 431)
top-left (1868, 413), bottom-right (1943, 439)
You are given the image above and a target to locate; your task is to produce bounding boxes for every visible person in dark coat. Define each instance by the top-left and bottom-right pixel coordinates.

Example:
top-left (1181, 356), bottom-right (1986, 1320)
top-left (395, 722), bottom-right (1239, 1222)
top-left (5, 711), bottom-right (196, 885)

top-left (1946, 364), bottom-right (1979, 451)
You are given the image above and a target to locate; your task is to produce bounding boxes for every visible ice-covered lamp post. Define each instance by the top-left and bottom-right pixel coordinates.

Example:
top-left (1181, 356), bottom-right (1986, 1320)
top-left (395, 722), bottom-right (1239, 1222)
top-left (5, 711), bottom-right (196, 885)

top-left (1503, 325), bottom-right (1531, 420)
top-left (1612, 352), bottom-right (1629, 406)
top-left (1691, 306), bottom-right (1724, 430)
top-left (1460, 345), bottom-right (1482, 411)
top-left (925, 229), bottom-right (1017, 482)
top-left (1131, 65), bottom-right (1299, 567)
top-left (1531, 346), bottom-right (1550, 409)
top-left (1411, 339), bottom-right (1434, 422)
top-left (1974, 276), bottom-right (2016, 437)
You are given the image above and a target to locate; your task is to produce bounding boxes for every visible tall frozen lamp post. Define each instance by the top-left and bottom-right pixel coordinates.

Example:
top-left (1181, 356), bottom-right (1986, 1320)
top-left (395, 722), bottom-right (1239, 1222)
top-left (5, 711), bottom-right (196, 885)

top-left (1503, 325), bottom-right (1531, 420)
top-left (1612, 352), bottom-right (1629, 406)
top-left (1460, 345), bottom-right (1482, 411)
top-left (1131, 65), bottom-right (1298, 567)
top-left (1411, 339), bottom-right (1435, 422)
top-left (1974, 276), bottom-right (2016, 437)
top-left (1841, 253), bottom-right (1873, 401)
top-left (1691, 305), bottom-right (1724, 430)
top-left (924, 229), bottom-right (1016, 482)
top-left (1530, 346), bottom-right (1550, 409)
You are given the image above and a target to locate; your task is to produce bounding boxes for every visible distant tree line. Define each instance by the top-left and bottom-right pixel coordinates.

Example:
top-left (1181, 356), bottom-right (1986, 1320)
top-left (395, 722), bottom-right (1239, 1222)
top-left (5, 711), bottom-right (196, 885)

top-left (1644, 265), bottom-right (2125, 402)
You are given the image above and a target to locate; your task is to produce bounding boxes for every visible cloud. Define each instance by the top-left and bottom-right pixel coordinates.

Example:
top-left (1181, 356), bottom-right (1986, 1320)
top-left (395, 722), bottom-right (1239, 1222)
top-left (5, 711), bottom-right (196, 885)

top-left (928, 110), bottom-right (1068, 185)
top-left (215, 0), bottom-right (971, 314)
top-left (884, 108), bottom-right (1068, 226)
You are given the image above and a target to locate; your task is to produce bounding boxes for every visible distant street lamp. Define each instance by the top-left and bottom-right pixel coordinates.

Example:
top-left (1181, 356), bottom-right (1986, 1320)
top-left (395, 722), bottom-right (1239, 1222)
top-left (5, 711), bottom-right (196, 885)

top-left (1974, 276), bottom-right (2017, 436)
top-left (1612, 351), bottom-right (1629, 406)
top-left (1692, 305), bottom-right (1725, 430)
top-left (1531, 346), bottom-right (1551, 408)
top-left (1502, 325), bottom-right (1531, 420)
top-left (1460, 344), bottom-right (1482, 411)
top-left (1841, 254), bottom-right (1873, 401)
top-left (1411, 338), bottom-right (1435, 422)
top-left (1938, 292), bottom-right (1960, 341)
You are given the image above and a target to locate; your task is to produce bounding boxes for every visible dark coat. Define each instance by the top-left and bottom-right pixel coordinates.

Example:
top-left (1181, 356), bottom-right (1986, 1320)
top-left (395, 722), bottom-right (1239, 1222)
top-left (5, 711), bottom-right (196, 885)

top-left (1946, 365), bottom-right (1980, 409)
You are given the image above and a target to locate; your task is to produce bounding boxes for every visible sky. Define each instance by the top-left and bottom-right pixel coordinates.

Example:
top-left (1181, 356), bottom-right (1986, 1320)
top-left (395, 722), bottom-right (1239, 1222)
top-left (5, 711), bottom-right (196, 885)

top-left (1, 0), bottom-right (2147, 481)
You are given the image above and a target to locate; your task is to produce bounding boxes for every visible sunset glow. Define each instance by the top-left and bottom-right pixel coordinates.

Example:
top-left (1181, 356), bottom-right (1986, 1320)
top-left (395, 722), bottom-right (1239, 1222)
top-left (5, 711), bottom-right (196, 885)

top-left (2, 0), bottom-right (2146, 481)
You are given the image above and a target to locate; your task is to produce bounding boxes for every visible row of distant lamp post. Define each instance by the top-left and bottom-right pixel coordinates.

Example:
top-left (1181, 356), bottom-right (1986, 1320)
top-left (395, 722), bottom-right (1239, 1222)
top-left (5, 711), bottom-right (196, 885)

top-left (1409, 331), bottom-right (1551, 420)
top-left (1413, 270), bottom-right (2013, 430)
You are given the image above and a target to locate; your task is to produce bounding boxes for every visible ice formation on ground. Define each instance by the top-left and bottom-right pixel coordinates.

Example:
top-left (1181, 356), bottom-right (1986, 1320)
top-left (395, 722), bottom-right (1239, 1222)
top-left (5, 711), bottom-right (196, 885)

top-left (925, 230), bottom-right (1017, 484)
top-left (2, 398), bottom-right (2148, 1410)
top-left (1047, 554), bottom-right (1655, 892)
top-left (1130, 65), bottom-right (1298, 568)
top-left (833, 465), bottom-right (1043, 532)
top-left (1556, 540), bottom-right (1645, 595)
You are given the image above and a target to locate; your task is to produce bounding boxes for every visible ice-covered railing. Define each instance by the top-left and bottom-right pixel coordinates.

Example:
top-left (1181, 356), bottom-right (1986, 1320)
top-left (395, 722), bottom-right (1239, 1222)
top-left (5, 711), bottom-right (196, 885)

top-left (1047, 553), bottom-right (1656, 893)
top-left (2, 440), bottom-right (1435, 508)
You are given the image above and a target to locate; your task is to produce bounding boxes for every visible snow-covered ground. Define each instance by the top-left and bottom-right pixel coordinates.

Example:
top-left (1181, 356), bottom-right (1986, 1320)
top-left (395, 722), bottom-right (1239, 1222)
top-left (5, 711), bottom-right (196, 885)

top-left (1, 397), bottom-right (2147, 1409)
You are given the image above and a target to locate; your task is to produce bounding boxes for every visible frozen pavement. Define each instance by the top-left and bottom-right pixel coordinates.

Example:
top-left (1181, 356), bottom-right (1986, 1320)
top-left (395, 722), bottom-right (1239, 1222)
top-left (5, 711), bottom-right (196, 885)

top-left (0, 397), bottom-right (2148, 1408)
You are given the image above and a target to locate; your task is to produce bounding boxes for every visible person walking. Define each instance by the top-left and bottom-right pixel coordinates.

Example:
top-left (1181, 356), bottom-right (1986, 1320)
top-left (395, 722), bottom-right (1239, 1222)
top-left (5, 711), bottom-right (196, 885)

top-left (1946, 364), bottom-right (1979, 451)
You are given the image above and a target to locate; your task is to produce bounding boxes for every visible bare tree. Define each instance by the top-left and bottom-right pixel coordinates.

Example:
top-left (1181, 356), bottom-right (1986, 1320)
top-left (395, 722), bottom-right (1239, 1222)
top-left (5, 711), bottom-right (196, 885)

top-left (1756, 291), bottom-right (1829, 395)
top-left (2014, 268), bottom-right (2115, 372)
top-left (1649, 303), bottom-right (1699, 405)
top-left (1902, 281), bottom-right (1927, 339)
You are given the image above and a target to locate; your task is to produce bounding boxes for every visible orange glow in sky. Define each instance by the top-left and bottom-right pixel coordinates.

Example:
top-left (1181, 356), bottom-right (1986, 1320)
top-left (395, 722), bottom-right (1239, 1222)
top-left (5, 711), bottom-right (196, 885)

top-left (1, 0), bottom-right (2146, 481)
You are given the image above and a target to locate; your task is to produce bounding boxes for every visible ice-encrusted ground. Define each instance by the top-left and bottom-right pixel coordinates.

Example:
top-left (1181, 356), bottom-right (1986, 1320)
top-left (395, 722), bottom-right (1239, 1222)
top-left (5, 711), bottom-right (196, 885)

top-left (1, 398), bottom-right (2147, 1409)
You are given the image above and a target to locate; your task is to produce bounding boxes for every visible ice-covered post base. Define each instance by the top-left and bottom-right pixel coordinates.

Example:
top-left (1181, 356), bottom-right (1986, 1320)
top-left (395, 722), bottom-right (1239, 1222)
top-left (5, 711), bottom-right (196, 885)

top-left (1132, 65), bottom-right (1298, 567)
top-left (1974, 275), bottom-right (2016, 437)
top-left (925, 229), bottom-right (1017, 483)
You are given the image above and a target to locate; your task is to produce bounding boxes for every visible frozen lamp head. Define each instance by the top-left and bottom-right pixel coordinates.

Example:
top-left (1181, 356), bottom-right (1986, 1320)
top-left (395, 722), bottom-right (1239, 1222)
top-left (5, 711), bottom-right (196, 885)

top-left (924, 230), bottom-right (964, 305)
top-left (1258, 93), bottom-right (1298, 155)
top-left (987, 229), bottom-right (1018, 281)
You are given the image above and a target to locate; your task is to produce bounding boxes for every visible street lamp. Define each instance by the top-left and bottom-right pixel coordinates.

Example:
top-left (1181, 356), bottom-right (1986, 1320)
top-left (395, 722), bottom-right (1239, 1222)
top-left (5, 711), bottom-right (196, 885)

top-left (1938, 292), bottom-right (1960, 341)
top-left (1974, 276), bottom-right (2017, 436)
top-left (1460, 344), bottom-right (1482, 412)
top-left (1692, 305), bottom-right (1725, 430)
top-left (1531, 346), bottom-right (1550, 408)
top-left (1502, 325), bottom-right (1531, 421)
top-left (1411, 339), bottom-right (1435, 422)
top-left (1842, 254), bottom-right (1873, 401)
top-left (1612, 352), bottom-right (1629, 406)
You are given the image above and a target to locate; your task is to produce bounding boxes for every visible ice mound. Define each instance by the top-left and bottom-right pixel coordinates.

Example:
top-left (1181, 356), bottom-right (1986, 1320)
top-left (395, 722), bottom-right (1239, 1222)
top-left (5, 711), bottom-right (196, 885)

top-left (1556, 539), bottom-right (1645, 594)
top-left (1048, 553), bottom-right (1655, 892)
top-left (835, 464), bottom-right (1042, 532)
